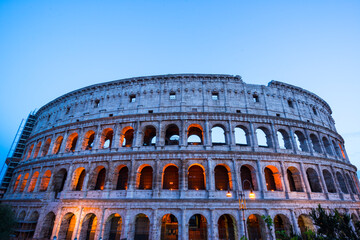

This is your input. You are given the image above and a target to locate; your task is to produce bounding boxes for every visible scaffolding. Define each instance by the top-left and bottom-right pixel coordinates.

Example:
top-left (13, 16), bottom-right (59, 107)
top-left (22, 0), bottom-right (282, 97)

top-left (0, 113), bottom-right (36, 198)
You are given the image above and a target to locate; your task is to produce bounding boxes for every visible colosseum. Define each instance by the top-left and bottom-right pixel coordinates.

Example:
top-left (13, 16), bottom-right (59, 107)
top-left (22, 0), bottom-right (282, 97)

top-left (1, 73), bottom-right (359, 240)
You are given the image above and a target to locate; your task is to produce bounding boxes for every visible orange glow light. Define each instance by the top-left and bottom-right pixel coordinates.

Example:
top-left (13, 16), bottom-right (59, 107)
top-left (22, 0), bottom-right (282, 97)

top-left (226, 191), bottom-right (232, 198)
top-left (249, 191), bottom-right (255, 199)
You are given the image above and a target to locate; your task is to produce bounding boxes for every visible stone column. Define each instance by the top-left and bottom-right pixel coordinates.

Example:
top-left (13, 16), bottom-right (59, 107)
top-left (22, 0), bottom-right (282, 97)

top-left (256, 159), bottom-right (265, 199)
top-left (270, 122), bottom-right (279, 153)
top-left (152, 158), bottom-right (160, 198)
top-left (204, 120), bottom-right (211, 149)
top-left (33, 166), bottom-right (44, 192)
top-left (330, 165), bottom-right (344, 200)
top-left (249, 122), bottom-right (257, 151)
top-left (228, 120), bottom-right (236, 150)
top-left (290, 209), bottom-right (300, 235)
top-left (52, 207), bottom-right (63, 239)
top-left (288, 127), bottom-right (298, 154)
top-left (63, 164), bottom-right (74, 191)
top-left (151, 209), bottom-right (158, 240)
top-left (98, 208), bottom-right (107, 240)
top-left (207, 157), bottom-right (215, 198)
top-left (299, 162), bottom-right (312, 199)
top-left (317, 164), bottom-right (328, 199)
top-left (209, 209), bottom-right (217, 239)
top-left (303, 129), bottom-right (314, 156)
top-left (74, 207), bottom-right (83, 240)
top-left (180, 157), bottom-right (187, 198)
top-left (280, 161), bottom-right (290, 199)
top-left (181, 209), bottom-right (187, 240)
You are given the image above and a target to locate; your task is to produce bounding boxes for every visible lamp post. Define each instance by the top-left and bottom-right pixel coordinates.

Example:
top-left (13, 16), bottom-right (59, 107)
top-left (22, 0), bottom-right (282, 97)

top-left (227, 179), bottom-right (255, 240)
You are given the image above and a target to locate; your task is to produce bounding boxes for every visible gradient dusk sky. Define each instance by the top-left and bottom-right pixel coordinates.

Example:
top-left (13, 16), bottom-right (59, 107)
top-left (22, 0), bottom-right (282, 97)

top-left (0, 1), bottom-right (359, 174)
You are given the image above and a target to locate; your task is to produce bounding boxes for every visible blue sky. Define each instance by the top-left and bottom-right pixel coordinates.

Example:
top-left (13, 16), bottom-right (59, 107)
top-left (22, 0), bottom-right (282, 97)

top-left (0, 1), bottom-right (359, 173)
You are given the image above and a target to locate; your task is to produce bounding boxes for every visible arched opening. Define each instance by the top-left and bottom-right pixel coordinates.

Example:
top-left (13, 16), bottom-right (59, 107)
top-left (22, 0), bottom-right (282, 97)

top-left (28, 171), bottom-right (39, 192)
top-left (26, 211), bottom-right (39, 239)
top-left (53, 169), bottom-right (67, 194)
top-left (165, 124), bottom-right (180, 145)
top-left (336, 172), bottom-right (348, 194)
top-left (95, 168), bottom-right (106, 190)
top-left (33, 141), bottom-right (42, 158)
top-left (188, 165), bottom-right (206, 190)
top-left (322, 137), bottom-right (333, 156)
top-left (187, 125), bottom-right (203, 145)
top-left (26, 144), bottom-right (34, 160)
top-left (83, 130), bottom-right (95, 150)
top-left (256, 127), bottom-right (272, 148)
top-left (138, 166), bottom-right (153, 190)
top-left (72, 168), bottom-right (86, 191)
top-left (298, 215), bottom-right (314, 238)
top-left (39, 170), bottom-right (52, 192)
top-left (41, 139), bottom-right (51, 157)
top-left (15, 211), bottom-right (26, 239)
top-left (264, 166), bottom-right (282, 191)
top-left (322, 170), bottom-right (336, 193)
top-left (52, 136), bottom-right (63, 154)
top-left (116, 166), bottom-right (129, 190)
top-left (134, 214), bottom-right (150, 240)
top-left (214, 165), bottom-right (230, 191)
top-left (39, 212), bottom-right (55, 239)
top-left (101, 128), bottom-right (114, 149)
top-left (287, 167), bottom-right (303, 192)
top-left (121, 127), bottom-right (134, 147)
top-left (277, 130), bottom-right (292, 149)
top-left (143, 125), bottom-right (157, 146)
top-left (161, 214), bottom-right (178, 240)
top-left (247, 214), bottom-right (265, 240)
top-left (189, 214), bottom-right (207, 240)
top-left (218, 214), bottom-right (236, 240)
top-left (274, 214), bottom-right (291, 238)
top-left (19, 173), bottom-right (29, 192)
top-left (211, 126), bottom-right (226, 145)
top-left (332, 140), bottom-right (342, 158)
top-left (79, 213), bottom-right (97, 240)
top-left (235, 126), bottom-right (249, 146)
top-left (104, 213), bottom-right (122, 240)
top-left (306, 168), bottom-right (322, 193)
top-left (65, 133), bottom-right (78, 153)
top-left (13, 174), bottom-right (21, 192)
top-left (294, 131), bottom-right (309, 152)
top-left (310, 134), bottom-right (322, 153)
top-left (163, 165), bottom-right (179, 190)
top-left (58, 213), bottom-right (76, 240)
top-left (346, 173), bottom-right (357, 194)
top-left (240, 165), bottom-right (258, 191)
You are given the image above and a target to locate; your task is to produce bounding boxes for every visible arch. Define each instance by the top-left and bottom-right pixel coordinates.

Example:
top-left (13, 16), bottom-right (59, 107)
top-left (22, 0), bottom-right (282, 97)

top-left (310, 134), bottom-right (322, 153)
top-left (71, 167), bottom-right (86, 191)
top-left (161, 214), bottom-right (178, 240)
top-left (163, 165), bottom-right (179, 190)
top-left (218, 214), bottom-right (236, 240)
top-left (277, 129), bottom-right (292, 149)
top-left (19, 173), bottom-right (29, 192)
top-left (346, 173), bottom-right (357, 194)
top-left (187, 124), bottom-right (203, 145)
top-left (83, 130), bottom-right (95, 150)
top-left (116, 166), bottom-right (129, 190)
top-left (52, 136), bottom-right (63, 154)
top-left (306, 168), bottom-right (322, 193)
top-left (79, 213), bottom-right (97, 240)
top-left (322, 137), bottom-right (333, 156)
top-left (65, 133), bottom-right (78, 153)
top-left (274, 214), bottom-right (292, 238)
top-left (322, 169), bottom-right (336, 193)
top-left (39, 211), bottom-right (55, 239)
top-left (13, 174), bottom-right (21, 192)
top-left (264, 166), bottom-right (282, 191)
top-left (247, 214), bottom-right (266, 240)
top-left (95, 167), bottom-right (106, 190)
top-left (256, 127), bottom-right (272, 148)
top-left (298, 214), bottom-right (314, 237)
top-left (121, 126), bottom-right (134, 147)
top-left (101, 128), bottom-right (114, 149)
top-left (336, 172), bottom-right (348, 194)
top-left (28, 171), bottom-right (39, 192)
top-left (26, 144), bottom-right (34, 160)
top-left (188, 165), bottom-right (206, 190)
top-left (138, 166), bottom-right (153, 190)
top-left (240, 165), bottom-right (258, 191)
top-left (104, 213), bottom-right (122, 240)
top-left (39, 170), bottom-right (52, 191)
top-left (211, 125), bottom-right (226, 145)
top-left (294, 131), bottom-right (309, 152)
top-left (287, 167), bottom-right (303, 192)
top-left (214, 165), bottom-right (231, 191)
top-left (53, 168), bottom-right (67, 193)
top-left (234, 126), bottom-right (249, 145)
top-left (41, 138), bottom-right (52, 157)
top-left (33, 141), bottom-right (42, 158)
top-left (165, 124), bottom-right (180, 145)
top-left (134, 213), bottom-right (150, 240)
top-left (58, 212), bottom-right (76, 240)
top-left (143, 125), bottom-right (157, 146)
top-left (332, 140), bottom-right (342, 158)
top-left (189, 214), bottom-right (207, 240)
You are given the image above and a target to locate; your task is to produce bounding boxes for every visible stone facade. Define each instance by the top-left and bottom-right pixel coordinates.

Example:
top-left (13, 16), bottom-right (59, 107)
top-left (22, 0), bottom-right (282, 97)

top-left (2, 74), bottom-right (359, 240)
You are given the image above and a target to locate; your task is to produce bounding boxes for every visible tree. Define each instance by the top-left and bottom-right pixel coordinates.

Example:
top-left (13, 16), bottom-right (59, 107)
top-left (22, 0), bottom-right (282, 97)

top-left (0, 204), bottom-right (16, 240)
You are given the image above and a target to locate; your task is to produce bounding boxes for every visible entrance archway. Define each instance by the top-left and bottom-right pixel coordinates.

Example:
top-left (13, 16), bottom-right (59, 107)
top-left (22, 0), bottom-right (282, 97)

top-left (218, 214), bottom-right (236, 240)
top-left (161, 214), bottom-right (178, 240)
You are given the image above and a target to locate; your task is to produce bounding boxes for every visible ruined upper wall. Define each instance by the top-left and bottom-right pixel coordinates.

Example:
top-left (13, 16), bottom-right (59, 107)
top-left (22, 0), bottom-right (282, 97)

top-left (32, 74), bottom-right (335, 134)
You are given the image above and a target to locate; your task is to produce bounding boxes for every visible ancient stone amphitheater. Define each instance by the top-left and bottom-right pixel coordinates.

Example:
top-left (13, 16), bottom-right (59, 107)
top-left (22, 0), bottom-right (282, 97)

top-left (2, 74), bottom-right (359, 240)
